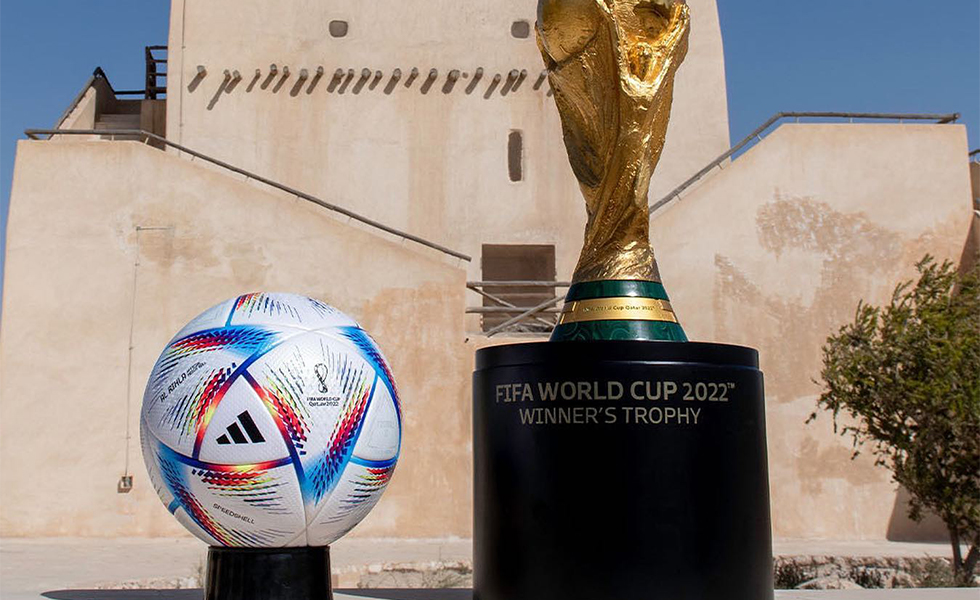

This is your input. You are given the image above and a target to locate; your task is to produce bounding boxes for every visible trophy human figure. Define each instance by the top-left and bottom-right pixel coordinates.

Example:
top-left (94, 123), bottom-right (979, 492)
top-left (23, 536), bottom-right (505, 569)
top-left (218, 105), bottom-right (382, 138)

top-left (537, 0), bottom-right (690, 341)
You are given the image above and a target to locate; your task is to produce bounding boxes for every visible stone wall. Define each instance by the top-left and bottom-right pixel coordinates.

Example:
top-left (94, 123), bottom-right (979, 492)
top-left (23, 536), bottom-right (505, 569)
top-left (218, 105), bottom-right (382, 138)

top-left (651, 123), bottom-right (975, 539)
top-left (164, 0), bottom-right (730, 284)
top-left (0, 140), bottom-right (469, 538)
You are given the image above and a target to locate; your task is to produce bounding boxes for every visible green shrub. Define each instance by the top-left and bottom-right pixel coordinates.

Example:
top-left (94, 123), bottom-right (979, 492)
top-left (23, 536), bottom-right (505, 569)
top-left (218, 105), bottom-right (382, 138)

top-left (811, 257), bottom-right (980, 585)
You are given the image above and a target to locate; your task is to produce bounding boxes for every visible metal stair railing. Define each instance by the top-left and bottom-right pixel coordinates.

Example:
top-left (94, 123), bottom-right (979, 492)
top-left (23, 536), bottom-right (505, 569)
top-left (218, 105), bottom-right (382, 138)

top-left (53, 68), bottom-right (145, 130)
top-left (649, 111), bottom-right (961, 216)
top-left (56, 50), bottom-right (165, 128)
top-left (23, 127), bottom-right (472, 263)
top-left (91, 66), bottom-right (148, 97)
top-left (466, 280), bottom-right (571, 337)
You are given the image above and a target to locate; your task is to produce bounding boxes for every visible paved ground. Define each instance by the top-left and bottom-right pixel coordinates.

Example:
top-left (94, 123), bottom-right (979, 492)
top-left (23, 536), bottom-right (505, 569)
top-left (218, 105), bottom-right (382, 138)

top-left (773, 539), bottom-right (958, 558)
top-left (1, 538), bottom-right (472, 600)
top-left (24, 589), bottom-right (980, 599)
top-left (2, 537), bottom-right (976, 600)
top-left (775, 593), bottom-right (978, 599)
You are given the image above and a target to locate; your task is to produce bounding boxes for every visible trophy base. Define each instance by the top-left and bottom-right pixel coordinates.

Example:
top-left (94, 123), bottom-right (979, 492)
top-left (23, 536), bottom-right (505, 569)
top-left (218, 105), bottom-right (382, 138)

top-left (473, 341), bottom-right (773, 600)
top-left (551, 280), bottom-right (688, 341)
top-left (204, 546), bottom-right (332, 600)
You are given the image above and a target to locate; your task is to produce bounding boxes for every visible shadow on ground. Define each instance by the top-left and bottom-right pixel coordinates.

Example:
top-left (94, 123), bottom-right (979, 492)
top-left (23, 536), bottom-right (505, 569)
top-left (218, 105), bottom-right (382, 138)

top-left (43, 590), bottom-right (473, 600)
top-left (43, 593), bottom-right (202, 599)
top-left (342, 591), bottom-right (472, 599)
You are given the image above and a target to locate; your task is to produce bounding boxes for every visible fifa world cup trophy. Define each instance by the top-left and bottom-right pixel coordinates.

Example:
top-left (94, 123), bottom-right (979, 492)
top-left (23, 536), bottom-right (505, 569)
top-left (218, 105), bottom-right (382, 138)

top-left (473, 2), bottom-right (775, 599)
top-left (538, 0), bottom-right (690, 341)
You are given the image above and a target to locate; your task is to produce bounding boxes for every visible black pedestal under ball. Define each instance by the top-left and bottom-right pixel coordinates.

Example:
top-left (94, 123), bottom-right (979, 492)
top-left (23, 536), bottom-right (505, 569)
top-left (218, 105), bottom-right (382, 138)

top-left (205, 546), bottom-right (332, 600)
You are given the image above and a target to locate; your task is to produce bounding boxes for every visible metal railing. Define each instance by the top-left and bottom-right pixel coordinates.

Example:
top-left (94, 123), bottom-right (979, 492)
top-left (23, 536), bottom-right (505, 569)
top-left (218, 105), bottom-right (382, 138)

top-left (649, 111), bottom-right (961, 216)
top-left (92, 66), bottom-right (149, 97)
top-left (61, 49), bottom-right (166, 108)
top-left (53, 68), bottom-right (141, 129)
top-left (144, 46), bottom-right (168, 99)
top-left (24, 128), bottom-right (472, 262)
top-left (466, 280), bottom-right (570, 337)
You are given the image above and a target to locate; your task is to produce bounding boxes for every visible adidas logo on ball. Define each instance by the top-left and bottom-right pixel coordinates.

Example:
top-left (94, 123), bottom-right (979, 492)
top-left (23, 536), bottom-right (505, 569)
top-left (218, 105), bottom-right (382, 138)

top-left (215, 411), bottom-right (265, 445)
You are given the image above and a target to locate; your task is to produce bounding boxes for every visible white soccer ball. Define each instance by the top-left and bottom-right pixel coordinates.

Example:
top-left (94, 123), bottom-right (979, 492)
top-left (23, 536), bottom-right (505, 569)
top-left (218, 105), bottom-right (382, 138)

top-left (140, 292), bottom-right (401, 547)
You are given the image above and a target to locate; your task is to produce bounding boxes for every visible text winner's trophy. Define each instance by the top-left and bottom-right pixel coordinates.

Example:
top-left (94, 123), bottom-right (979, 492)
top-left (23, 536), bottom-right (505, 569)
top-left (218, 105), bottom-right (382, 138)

top-left (473, 1), bottom-right (775, 599)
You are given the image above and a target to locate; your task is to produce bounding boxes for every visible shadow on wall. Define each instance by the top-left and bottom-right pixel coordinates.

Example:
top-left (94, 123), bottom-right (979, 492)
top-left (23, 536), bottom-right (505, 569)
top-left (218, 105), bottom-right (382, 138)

top-left (714, 194), bottom-right (973, 542)
top-left (888, 185), bottom-right (976, 544)
top-left (958, 208), bottom-right (980, 275)
top-left (886, 486), bottom-right (950, 543)
top-left (42, 590), bottom-right (474, 600)
top-left (714, 195), bottom-right (905, 402)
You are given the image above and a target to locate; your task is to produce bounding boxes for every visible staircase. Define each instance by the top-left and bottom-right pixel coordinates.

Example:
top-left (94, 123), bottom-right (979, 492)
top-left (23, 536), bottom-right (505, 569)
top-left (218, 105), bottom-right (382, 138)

top-left (94, 112), bottom-right (142, 141)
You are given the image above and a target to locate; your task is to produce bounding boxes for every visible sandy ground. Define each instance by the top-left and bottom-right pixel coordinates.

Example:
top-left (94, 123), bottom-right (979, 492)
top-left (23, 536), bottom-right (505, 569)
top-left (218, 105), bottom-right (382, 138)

top-left (1, 537), bottom-right (976, 600)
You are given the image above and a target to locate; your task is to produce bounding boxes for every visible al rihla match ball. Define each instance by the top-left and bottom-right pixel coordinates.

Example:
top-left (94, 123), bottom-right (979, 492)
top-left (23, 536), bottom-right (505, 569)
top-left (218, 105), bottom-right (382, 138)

top-left (140, 292), bottom-right (401, 547)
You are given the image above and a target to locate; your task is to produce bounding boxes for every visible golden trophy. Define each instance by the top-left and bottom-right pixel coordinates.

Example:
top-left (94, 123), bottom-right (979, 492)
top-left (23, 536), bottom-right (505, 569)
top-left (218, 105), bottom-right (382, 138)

top-left (538, 0), bottom-right (690, 341)
top-left (474, 6), bottom-right (774, 600)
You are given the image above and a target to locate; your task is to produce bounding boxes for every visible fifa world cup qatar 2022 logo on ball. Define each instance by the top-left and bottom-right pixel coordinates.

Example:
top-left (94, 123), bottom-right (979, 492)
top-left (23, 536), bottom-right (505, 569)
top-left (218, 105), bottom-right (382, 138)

top-left (140, 292), bottom-right (401, 548)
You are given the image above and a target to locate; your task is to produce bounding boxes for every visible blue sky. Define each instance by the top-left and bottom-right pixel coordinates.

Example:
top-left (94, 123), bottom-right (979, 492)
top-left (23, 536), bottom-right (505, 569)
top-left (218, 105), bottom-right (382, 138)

top-left (718, 1), bottom-right (979, 150)
top-left (1, 0), bottom-right (978, 300)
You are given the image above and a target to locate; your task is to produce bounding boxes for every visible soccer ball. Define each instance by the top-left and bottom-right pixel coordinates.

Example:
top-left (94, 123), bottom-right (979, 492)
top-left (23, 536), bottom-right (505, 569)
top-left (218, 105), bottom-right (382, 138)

top-left (140, 292), bottom-right (401, 547)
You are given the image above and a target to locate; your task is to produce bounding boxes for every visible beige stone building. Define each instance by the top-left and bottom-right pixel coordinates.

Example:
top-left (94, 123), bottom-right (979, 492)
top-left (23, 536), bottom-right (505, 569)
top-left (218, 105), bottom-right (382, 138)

top-left (1, 0), bottom-right (976, 543)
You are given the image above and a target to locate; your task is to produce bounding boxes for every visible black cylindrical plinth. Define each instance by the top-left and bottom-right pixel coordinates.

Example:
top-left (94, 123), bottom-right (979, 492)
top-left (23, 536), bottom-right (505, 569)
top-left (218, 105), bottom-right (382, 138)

top-left (473, 341), bottom-right (773, 600)
top-left (205, 546), bottom-right (332, 600)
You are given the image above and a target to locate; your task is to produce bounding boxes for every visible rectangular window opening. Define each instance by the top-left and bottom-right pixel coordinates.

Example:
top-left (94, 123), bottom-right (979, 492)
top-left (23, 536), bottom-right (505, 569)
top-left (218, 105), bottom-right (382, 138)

top-left (481, 244), bottom-right (556, 333)
top-left (508, 130), bottom-right (524, 182)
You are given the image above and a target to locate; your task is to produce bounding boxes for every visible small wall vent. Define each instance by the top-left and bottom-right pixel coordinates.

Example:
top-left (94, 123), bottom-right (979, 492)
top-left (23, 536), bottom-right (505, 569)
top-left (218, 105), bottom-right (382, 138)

top-left (329, 20), bottom-right (349, 38)
top-left (511, 20), bottom-right (531, 39)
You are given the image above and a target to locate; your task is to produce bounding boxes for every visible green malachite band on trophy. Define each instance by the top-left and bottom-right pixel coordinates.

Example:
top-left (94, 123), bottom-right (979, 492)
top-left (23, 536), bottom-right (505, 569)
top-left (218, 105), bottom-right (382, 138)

top-left (551, 280), bottom-right (688, 342)
top-left (550, 320), bottom-right (688, 342)
top-left (564, 280), bottom-right (670, 301)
